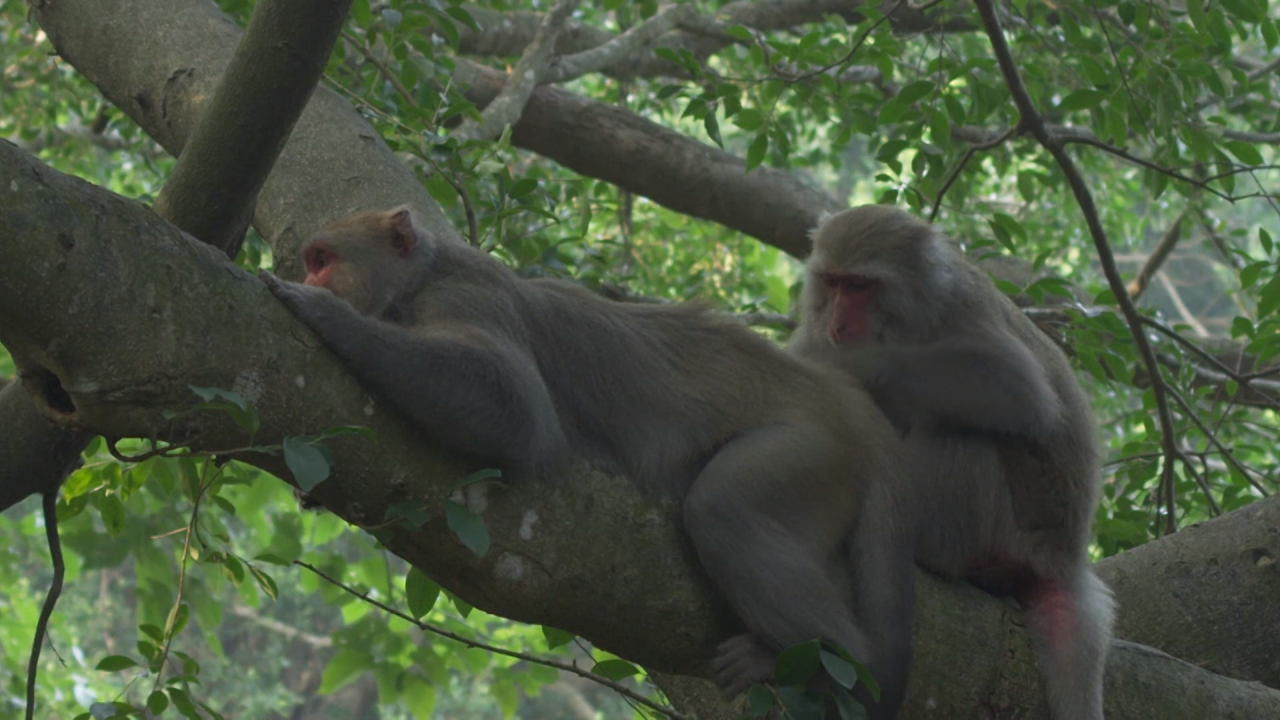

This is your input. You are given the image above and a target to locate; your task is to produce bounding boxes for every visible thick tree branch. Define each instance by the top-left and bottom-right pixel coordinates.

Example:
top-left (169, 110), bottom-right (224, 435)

top-left (1098, 495), bottom-right (1280, 689)
top-left (151, 0), bottom-right (352, 256)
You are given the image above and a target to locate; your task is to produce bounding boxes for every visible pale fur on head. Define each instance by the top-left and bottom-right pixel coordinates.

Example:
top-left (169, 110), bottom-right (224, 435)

top-left (806, 205), bottom-right (960, 342)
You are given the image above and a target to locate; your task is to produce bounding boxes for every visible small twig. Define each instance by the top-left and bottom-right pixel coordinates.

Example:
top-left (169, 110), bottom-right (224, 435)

top-left (1164, 385), bottom-right (1266, 500)
top-left (1141, 316), bottom-right (1280, 411)
top-left (975, 0), bottom-right (1183, 533)
top-left (1126, 212), bottom-right (1185, 300)
top-left (778, 0), bottom-right (907, 84)
top-left (294, 560), bottom-right (688, 719)
top-left (107, 437), bottom-right (182, 463)
top-left (1154, 272), bottom-right (1209, 337)
top-left (25, 491), bottom-right (65, 720)
top-left (341, 29), bottom-right (415, 106)
top-left (930, 125), bottom-right (1018, 221)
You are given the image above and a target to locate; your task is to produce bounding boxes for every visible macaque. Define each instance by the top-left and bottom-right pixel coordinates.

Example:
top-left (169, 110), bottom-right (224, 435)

top-left (260, 206), bottom-right (912, 707)
top-left (789, 205), bottom-right (1114, 720)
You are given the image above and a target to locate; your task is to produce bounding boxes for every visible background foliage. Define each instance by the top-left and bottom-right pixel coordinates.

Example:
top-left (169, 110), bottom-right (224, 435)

top-left (2, 0), bottom-right (1278, 716)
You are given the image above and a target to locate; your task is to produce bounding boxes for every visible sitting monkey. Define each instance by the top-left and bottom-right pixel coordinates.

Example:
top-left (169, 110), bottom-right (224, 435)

top-left (789, 205), bottom-right (1114, 720)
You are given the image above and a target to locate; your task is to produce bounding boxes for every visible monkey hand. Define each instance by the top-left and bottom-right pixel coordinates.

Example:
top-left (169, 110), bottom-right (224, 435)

top-left (710, 634), bottom-right (776, 699)
top-left (259, 271), bottom-right (348, 326)
top-left (258, 270), bottom-right (360, 340)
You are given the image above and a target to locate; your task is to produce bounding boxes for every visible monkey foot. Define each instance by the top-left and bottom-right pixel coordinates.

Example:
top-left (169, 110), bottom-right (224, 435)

top-left (710, 633), bottom-right (775, 699)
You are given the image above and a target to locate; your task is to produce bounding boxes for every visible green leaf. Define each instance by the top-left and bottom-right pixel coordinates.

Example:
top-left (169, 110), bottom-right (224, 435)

top-left (509, 178), bottom-right (538, 199)
top-left (704, 109), bottom-right (724, 148)
top-left (139, 624), bottom-right (164, 643)
top-left (253, 553), bottom-right (292, 566)
top-left (542, 625), bottom-right (574, 649)
top-left (1224, 140), bottom-right (1264, 166)
top-left (733, 108), bottom-right (765, 131)
top-left (96, 493), bottom-right (124, 535)
top-left (406, 568), bottom-right (441, 619)
top-left (454, 467), bottom-right (503, 489)
top-left (445, 500), bottom-right (491, 557)
top-left (403, 674), bottom-right (437, 718)
top-left (774, 639), bottom-right (821, 685)
top-left (833, 685), bottom-right (869, 719)
top-left (445, 6), bottom-right (480, 31)
top-left (283, 436), bottom-right (331, 491)
top-left (146, 691), bottom-right (169, 715)
top-left (96, 655), bottom-right (140, 672)
top-left (164, 602), bottom-right (190, 636)
top-left (249, 565), bottom-right (280, 601)
top-left (319, 647), bottom-right (376, 693)
top-left (895, 80), bottom-right (935, 105)
top-left (591, 658), bottom-right (640, 680)
top-left (727, 24), bottom-right (753, 41)
top-left (747, 684), bottom-right (773, 716)
top-left (1257, 275), bottom-right (1280, 318)
top-left (746, 131), bottom-right (769, 171)
top-left (385, 501), bottom-right (432, 528)
top-left (168, 688), bottom-right (200, 719)
top-left (1057, 89), bottom-right (1106, 112)
top-left (820, 649), bottom-right (860, 689)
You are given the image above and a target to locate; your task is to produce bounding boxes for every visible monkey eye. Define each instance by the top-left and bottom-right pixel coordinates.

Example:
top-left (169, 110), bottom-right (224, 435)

top-left (304, 246), bottom-right (334, 274)
top-left (819, 273), bottom-right (878, 293)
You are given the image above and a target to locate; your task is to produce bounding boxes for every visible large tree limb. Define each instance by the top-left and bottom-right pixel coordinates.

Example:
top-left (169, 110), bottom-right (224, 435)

top-left (152, 0), bottom-right (353, 256)
top-left (1098, 495), bottom-right (1280, 690)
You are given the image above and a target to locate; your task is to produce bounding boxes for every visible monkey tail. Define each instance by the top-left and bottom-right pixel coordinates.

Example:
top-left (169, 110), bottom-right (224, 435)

top-left (1031, 566), bottom-right (1114, 720)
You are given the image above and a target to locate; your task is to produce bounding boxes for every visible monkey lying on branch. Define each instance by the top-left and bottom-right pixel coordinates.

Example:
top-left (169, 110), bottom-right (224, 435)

top-left (790, 205), bottom-right (1115, 720)
top-left (260, 206), bottom-right (912, 713)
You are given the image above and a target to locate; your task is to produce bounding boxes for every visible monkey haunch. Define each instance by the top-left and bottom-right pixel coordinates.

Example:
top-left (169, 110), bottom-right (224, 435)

top-left (790, 205), bottom-right (1115, 720)
top-left (261, 206), bottom-right (910, 701)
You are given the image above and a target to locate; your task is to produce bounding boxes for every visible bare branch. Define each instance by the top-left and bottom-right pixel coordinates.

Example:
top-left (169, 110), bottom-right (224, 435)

top-left (1127, 212), bottom-right (1185, 300)
top-left (454, 0), bottom-right (579, 142)
top-left (543, 4), bottom-right (695, 83)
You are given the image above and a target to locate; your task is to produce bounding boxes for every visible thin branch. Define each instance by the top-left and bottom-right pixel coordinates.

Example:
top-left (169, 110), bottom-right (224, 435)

top-left (930, 125), bottom-right (1018, 221)
top-left (342, 29), bottom-right (414, 105)
top-left (294, 561), bottom-right (688, 720)
top-left (1126, 212), bottom-right (1185, 300)
top-left (975, 0), bottom-right (1183, 533)
top-left (454, 0), bottom-right (580, 142)
top-left (1154, 272), bottom-right (1209, 338)
top-left (544, 4), bottom-right (695, 83)
top-left (1141, 317), bottom-right (1280, 412)
top-left (1164, 385), bottom-right (1267, 500)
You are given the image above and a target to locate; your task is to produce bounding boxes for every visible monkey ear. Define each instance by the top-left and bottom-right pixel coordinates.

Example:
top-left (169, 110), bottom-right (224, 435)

top-left (387, 206), bottom-right (418, 258)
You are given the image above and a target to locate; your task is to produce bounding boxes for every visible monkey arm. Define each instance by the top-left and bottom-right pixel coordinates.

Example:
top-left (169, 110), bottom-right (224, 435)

top-left (852, 337), bottom-right (1061, 441)
top-left (260, 273), bottom-right (567, 475)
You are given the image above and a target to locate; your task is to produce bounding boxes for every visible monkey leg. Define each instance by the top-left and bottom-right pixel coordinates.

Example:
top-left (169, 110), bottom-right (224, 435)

top-left (1026, 566), bottom-right (1114, 720)
top-left (682, 424), bottom-right (870, 698)
top-left (848, 482), bottom-right (917, 720)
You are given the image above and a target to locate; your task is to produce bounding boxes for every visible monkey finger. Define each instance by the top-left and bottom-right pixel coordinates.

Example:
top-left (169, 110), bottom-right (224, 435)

top-left (710, 634), bottom-right (775, 698)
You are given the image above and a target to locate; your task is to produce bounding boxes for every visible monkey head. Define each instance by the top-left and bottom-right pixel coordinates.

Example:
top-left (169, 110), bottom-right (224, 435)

top-left (299, 205), bottom-right (434, 317)
top-left (801, 205), bottom-right (961, 346)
